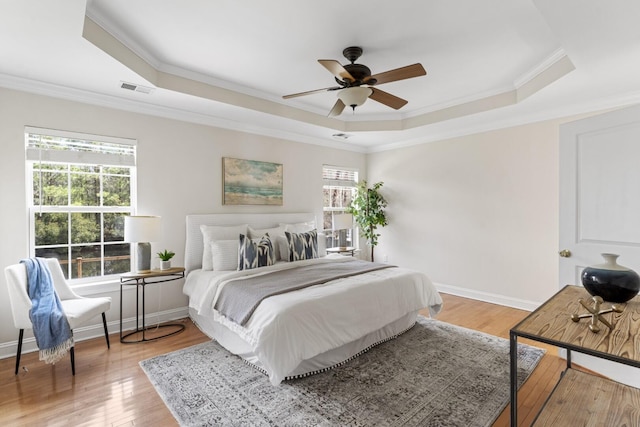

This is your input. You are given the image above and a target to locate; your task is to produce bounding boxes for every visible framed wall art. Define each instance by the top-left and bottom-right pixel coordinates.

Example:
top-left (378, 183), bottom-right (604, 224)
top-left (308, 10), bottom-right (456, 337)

top-left (222, 157), bottom-right (283, 205)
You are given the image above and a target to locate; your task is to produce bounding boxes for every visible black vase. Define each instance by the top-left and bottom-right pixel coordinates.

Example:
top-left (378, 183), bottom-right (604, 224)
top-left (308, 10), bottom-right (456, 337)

top-left (581, 253), bottom-right (640, 303)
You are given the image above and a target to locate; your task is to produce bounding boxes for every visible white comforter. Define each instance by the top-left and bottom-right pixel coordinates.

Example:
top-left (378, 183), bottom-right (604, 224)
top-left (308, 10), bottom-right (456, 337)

top-left (184, 255), bottom-right (442, 385)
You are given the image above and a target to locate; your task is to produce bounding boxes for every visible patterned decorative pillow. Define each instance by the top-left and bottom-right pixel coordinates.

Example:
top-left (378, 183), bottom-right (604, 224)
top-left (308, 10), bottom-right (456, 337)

top-left (285, 230), bottom-right (318, 262)
top-left (248, 225), bottom-right (285, 260)
top-left (238, 233), bottom-right (275, 270)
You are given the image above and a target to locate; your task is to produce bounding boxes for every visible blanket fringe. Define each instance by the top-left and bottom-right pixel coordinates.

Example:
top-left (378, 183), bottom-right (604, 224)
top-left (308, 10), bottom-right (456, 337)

top-left (39, 337), bottom-right (74, 364)
top-left (243, 321), bottom-right (417, 383)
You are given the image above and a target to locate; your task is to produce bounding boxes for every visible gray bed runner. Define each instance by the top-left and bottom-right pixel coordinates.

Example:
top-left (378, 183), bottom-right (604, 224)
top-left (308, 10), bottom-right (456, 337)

top-left (214, 259), bottom-right (394, 325)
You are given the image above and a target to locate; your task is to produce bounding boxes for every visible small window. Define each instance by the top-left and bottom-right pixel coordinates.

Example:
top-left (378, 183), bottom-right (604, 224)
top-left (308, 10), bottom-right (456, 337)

top-left (322, 165), bottom-right (358, 248)
top-left (26, 127), bottom-right (137, 282)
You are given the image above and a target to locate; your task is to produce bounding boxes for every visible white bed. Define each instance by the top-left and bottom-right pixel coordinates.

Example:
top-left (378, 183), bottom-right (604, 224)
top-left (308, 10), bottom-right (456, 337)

top-left (183, 213), bottom-right (443, 385)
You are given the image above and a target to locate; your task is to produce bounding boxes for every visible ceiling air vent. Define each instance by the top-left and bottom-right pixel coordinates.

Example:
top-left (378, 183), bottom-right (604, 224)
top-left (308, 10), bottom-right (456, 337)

top-left (120, 81), bottom-right (154, 94)
top-left (332, 133), bottom-right (351, 140)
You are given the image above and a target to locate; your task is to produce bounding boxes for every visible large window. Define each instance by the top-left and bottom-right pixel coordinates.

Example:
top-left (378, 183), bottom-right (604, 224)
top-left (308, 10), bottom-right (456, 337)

top-left (322, 165), bottom-right (358, 248)
top-left (26, 127), bottom-right (136, 282)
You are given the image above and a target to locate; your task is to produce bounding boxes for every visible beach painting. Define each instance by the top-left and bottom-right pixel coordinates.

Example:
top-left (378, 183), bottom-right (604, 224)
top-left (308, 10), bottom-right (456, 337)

top-left (223, 158), bottom-right (283, 205)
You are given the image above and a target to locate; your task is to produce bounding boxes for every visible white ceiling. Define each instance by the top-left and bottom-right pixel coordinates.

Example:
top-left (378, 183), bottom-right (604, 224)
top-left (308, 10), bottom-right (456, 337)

top-left (1, 0), bottom-right (640, 152)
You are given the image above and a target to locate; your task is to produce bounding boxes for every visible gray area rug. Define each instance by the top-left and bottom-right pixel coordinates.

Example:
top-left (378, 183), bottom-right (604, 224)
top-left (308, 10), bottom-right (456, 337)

top-left (140, 317), bottom-right (544, 426)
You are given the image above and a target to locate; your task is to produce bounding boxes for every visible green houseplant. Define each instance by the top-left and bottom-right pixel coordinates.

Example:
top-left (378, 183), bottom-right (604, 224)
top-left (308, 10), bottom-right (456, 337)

top-left (157, 249), bottom-right (175, 270)
top-left (348, 180), bottom-right (388, 262)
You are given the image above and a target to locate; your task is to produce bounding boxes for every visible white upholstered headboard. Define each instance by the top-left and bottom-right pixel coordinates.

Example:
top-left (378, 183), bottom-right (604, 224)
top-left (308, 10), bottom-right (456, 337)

top-left (184, 213), bottom-right (316, 274)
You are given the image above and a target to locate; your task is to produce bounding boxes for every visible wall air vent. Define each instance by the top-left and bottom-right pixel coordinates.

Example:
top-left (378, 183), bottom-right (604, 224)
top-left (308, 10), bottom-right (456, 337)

top-left (120, 81), bottom-right (154, 94)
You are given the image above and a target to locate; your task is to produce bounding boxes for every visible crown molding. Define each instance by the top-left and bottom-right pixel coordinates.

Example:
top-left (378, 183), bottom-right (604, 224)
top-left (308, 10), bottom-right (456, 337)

top-left (0, 72), bottom-right (367, 153)
top-left (3, 70), bottom-right (638, 155)
top-left (85, 0), bottom-right (162, 70)
top-left (82, 12), bottom-right (580, 136)
top-left (514, 48), bottom-right (568, 89)
top-left (370, 90), bottom-right (640, 152)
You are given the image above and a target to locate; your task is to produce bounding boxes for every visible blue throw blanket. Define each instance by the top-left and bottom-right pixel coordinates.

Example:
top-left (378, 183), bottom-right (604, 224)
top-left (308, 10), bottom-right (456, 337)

top-left (22, 258), bottom-right (73, 364)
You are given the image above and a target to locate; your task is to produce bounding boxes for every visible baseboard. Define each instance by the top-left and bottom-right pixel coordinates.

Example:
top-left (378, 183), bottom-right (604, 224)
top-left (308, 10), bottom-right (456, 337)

top-left (435, 282), bottom-right (541, 312)
top-left (0, 286), bottom-right (540, 360)
top-left (0, 306), bottom-right (189, 360)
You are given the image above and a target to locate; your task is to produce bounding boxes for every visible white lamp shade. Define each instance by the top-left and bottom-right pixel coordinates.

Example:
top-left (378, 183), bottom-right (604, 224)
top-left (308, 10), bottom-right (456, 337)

top-left (333, 213), bottom-right (353, 231)
top-left (337, 87), bottom-right (372, 108)
top-left (124, 215), bottom-right (162, 242)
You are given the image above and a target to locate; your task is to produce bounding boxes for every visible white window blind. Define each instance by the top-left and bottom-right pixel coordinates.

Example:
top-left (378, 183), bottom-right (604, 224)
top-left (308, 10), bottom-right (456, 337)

top-left (25, 126), bottom-right (136, 167)
top-left (322, 166), bottom-right (358, 188)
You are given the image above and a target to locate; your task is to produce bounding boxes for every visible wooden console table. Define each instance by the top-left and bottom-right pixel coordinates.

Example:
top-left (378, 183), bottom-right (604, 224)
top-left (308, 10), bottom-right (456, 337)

top-left (510, 285), bottom-right (640, 426)
top-left (119, 267), bottom-right (186, 343)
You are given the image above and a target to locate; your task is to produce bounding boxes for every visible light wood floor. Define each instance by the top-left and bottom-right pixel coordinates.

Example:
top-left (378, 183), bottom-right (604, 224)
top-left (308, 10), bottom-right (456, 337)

top-left (0, 293), bottom-right (566, 426)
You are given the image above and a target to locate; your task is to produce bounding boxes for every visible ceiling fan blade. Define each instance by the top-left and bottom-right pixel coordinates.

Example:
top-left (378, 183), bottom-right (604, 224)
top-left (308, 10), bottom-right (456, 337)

top-left (369, 88), bottom-right (408, 110)
top-left (328, 99), bottom-right (346, 117)
top-left (283, 86), bottom-right (342, 99)
top-left (367, 63), bottom-right (426, 85)
top-left (318, 59), bottom-right (355, 82)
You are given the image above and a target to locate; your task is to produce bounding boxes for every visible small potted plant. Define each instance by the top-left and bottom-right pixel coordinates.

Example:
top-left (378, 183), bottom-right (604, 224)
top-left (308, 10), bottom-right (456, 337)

top-left (157, 249), bottom-right (175, 270)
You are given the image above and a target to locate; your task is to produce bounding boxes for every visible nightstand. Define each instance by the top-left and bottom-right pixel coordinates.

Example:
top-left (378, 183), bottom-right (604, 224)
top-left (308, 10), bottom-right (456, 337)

top-left (326, 246), bottom-right (357, 256)
top-left (119, 267), bottom-right (186, 343)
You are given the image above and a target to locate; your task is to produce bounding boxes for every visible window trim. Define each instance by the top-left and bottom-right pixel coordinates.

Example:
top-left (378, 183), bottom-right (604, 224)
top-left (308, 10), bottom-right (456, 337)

top-left (25, 127), bottom-right (138, 286)
top-left (322, 164), bottom-right (359, 249)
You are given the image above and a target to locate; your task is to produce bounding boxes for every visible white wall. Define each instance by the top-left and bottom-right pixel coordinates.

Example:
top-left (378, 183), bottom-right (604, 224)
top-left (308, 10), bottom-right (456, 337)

top-left (368, 118), bottom-right (581, 309)
top-left (0, 87), bottom-right (366, 357)
top-left (0, 83), bottom-right (606, 359)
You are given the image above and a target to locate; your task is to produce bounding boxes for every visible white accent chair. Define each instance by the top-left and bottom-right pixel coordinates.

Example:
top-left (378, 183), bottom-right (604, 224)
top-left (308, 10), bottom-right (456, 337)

top-left (4, 258), bottom-right (112, 375)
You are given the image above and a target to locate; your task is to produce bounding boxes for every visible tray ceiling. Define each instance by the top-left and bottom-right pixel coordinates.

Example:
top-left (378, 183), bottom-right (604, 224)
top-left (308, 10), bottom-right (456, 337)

top-left (1, 0), bottom-right (640, 151)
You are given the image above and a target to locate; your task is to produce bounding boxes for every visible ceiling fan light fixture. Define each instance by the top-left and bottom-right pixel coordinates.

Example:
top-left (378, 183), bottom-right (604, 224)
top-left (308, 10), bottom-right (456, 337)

top-left (282, 47), bottom-right (424, 116)
top-left (337, 87), bottom-right (373, 111)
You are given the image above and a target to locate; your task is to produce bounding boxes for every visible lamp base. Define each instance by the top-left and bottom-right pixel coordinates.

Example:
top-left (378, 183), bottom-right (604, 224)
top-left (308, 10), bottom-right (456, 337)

top-left (338, 230), bottom-right (347, 248)
top-left (136, 242), bottom-right (152, 272)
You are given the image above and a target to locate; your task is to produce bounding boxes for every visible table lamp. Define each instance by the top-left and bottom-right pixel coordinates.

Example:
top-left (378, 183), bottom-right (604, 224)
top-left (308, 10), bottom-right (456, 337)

top-left (333, 213), bottom-right (353, 249)
top-left (124, 215), bottom-right (161, 272)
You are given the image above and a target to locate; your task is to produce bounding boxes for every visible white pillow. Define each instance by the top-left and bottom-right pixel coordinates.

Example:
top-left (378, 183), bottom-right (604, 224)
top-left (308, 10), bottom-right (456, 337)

top-left (277, 235), bottom-right (290, 262)
top-left (317, 232), bottom-right (327, 257)
top-left (280, 221), bottom-right (316, 233)
top-left (249, 225), bottom-right (286, 260)
top-left (210, 240), bottom-right (239, 271)
top-left (200, 224), bottom-right (248, 270)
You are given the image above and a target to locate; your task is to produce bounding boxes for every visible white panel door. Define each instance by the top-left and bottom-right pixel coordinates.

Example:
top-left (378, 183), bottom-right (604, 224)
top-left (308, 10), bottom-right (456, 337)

top-left (559, 103), bottom-right (640, 387)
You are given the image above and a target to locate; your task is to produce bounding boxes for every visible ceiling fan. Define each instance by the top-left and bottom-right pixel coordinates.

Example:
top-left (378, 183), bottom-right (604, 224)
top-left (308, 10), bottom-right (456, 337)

top-left (283, 46), bottom-right (426, 117)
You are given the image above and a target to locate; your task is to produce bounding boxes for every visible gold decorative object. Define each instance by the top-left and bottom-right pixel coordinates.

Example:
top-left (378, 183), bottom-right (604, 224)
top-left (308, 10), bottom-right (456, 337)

top-left (570, 296), bottom-right (624, 333)
top-left (558, 249), bottom-right (571, 258)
